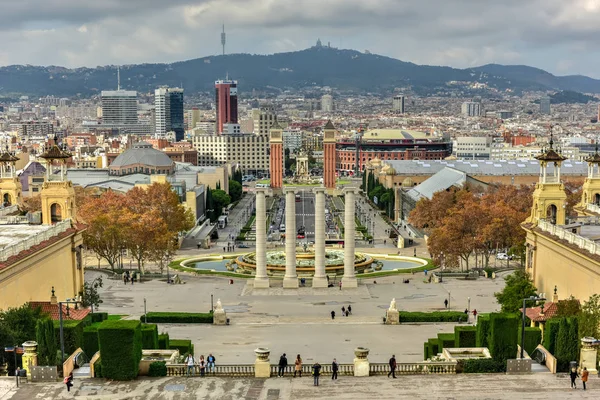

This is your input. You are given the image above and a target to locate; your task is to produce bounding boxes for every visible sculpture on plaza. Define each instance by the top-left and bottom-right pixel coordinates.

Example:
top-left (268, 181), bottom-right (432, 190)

top-left (215, 299), bottom-right (223, 311)
top-left (389, 298), bottom-right (397, 312)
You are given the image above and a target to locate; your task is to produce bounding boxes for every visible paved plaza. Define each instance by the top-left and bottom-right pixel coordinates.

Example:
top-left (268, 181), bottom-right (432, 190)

top-left (2, 374), bottom-right (598, 399)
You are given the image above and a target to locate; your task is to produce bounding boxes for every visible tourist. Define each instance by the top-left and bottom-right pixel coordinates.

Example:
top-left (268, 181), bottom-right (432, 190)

top-left (582, 367), bottom-right (589, 390)
top-left (207, 354), bottom-right (216, 374)
top-left (123, 272), bottom-right (128, 285)
top-left (339, 281), bottom-right (342, 290)
top-left (444, 299), bottom-right (448, 309)
top-left (348, 305), bottom-right (352, 315)
top-left (294, 354), bottom-right (302, 377)
top-left (312, 362), bottom-right (321, 386)
top-left (345, 309), bottom-right (349, 317)
top-left (130, 274), bottom-right (134, 285)
top-left (341, 306), bottom-right (346, 315)
top-left (278, 353), bottom-right (288, 377)
top-left (472, 309), bottom-right (478, 320)
top-left (223, 246), bottom-right (226, 253)
top-left (199, 355), bottom-right (206, 377)
top-left (414, 248), bottom-right (417, 257)
top-left (331, 358), bottom-right (339, 380)
top-left (570, 366), bottom-right (579, 389)
top-left (388, 355), bottom-right (397, 378)
top-left (185, 353), bottom-right (195, 377)
top-left (331, 310), bottom-right (335, 320)
top-left (64, 372), bottom-right (74, 392)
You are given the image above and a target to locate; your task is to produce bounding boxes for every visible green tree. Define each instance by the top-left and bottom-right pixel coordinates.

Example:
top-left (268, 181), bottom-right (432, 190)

top-left (494, 270), bottom-right (538, 313)
top-left (35, 318), bottom-right (57, 366)
top-left (233, 168), bottom-right (243, 185)
top-left (216, 181), bottom-right (221, 190)
top-left (211, 189), bottom-right (231, 221)
top-left (556, 296), bottom-right (581, 317)
top-left (228, 180), bottom-right (242, 203)
top-left (205, 185), bottom-right (215, 221)
top-left (580, 294), bottom-right (600, 338)
top-left (81, 277), bottom-right (104, 313)
top-left (361, 171), bottom-right (367, 191)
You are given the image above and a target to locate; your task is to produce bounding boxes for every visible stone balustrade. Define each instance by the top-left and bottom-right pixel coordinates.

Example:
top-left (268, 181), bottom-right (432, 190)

top-left (0, 219), bottom-right (72, 262)
top-left (0, 215), bottom-right (29, 225)
top-left (369, 362), bottom-right (457, 375)
top-left (269, 363), bottom-right (354, 377)
top-left (167, 364), bottom-right (255, 377)
top-left (586, 203), bottom-right (600, 214)
top-left (538, 219), bottom-right (600, 256)
top-left (0, 205), bottom-right (18, 216)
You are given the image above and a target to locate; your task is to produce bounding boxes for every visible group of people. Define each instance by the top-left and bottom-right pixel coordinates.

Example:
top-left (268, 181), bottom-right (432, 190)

top-left (184, 353), bottom-right (217, 377)
top-left (122, 271), bottom-right (137, 285)
top-left (277, 354), bottom-right (339, 386)
top-left (223, 242), bottom-right (236, 252)
top-left (570, 367), bottom-right (590, 390)
top-left (331, 305), bottom-right (352, 319)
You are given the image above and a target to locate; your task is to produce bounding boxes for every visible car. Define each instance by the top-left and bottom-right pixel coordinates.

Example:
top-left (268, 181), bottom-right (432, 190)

top-left (238, 244), bottom-right (249, 248)
top-left (496, 253), bottom-right (513, 260)
top-left (297, 234), bottom-right (305, 239)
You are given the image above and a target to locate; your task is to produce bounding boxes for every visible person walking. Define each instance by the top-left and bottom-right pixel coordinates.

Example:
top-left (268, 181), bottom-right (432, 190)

top-left (123, 272), bottom-right (128, 285)
top-left (345, 309), bottom-right (349, 317)
top-left (388, 355), bottom-right (397, 378)
top-left (582, 367), bottom-right (589, 390)
top-left (472, 309), bottom-right (478, 320)
top-left (278, 353), bottom-right (288, 377)
top-left (294, 354), bottom-right (303, 377)
top-left (348, 305), bottom-right (352, 315)
top-left (339, 281), bottom-right (342, 290)
top-left (331, 358), bottom-right (339, 380)
top-left (207, 353), bottom-right (216, 374)
top-left (444, 299), bottom-right (448, 309)
top-left (64, 372), bottom-right (74, 392)
top-left (570, 366), bottom-right (579, 389)
top-left (341, 306), bottom-right (346, 315)
top-left (312, 362), bottom-right (322, 386)
top-left (331, 310), bottom-right (335, 320)
top-left (185, 353), bottom-right (195, 377)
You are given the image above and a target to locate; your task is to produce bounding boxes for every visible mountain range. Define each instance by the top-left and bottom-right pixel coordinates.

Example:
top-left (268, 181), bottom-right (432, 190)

top-left (1, 46), bottom-right (600, 98)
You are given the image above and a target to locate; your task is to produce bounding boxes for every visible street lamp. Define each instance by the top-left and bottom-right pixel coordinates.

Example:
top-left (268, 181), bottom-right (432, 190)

top-left (58, 299), bottom-right (81, 366)
top-left (521, 295), bottom-right (545, 359)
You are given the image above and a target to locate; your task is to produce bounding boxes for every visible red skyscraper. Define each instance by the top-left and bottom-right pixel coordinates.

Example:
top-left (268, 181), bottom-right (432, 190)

top-left (214, 79), bottom-right (238, 135)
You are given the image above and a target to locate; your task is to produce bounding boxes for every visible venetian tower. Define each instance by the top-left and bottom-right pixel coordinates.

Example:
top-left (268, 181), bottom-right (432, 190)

top-left (526, 135), bottom-right (567, 225)
top-left (323, 120), bottom-right (336, 193)
top-left (575, 142), bottom-right (600, 215)
top-left (39, 141), bottom-right (77, 225)
top-left (269, 119), bottom-right (283, 193)
top-left (0, 147), bottom-right (22, 207)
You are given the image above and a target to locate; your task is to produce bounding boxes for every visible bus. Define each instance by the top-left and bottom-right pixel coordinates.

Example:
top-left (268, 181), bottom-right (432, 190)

top-left (218, 215), bottom-right (228, 229)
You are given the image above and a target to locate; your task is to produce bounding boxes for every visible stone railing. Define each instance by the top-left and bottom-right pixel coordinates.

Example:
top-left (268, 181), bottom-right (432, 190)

top-left (62, 347), bottom-right (83, 379)
top-left (0, 205), bottom-right (18, 216)
top-left (89, 351), bottom-right (100, 378)
top-left (0, 219), bottom-right (72, 262)
top-left (269, 363), bottom-right (354, 377)
top-left (369, 362), bottom-right (457, 375)
top-left (587, 203), bottom-right (600, 214)
top-left (0, 215), bottom-right (29, 225)
top-left (537, 219), bottom-right (600, 256)
top-left (167, 364), bottom-right (255, 377)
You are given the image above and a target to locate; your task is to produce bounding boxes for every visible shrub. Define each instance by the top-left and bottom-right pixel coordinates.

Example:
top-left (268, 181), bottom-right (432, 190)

top-left (476, 314), bottom-right (490, 348)
top-left (94, 360), bottom-right (102, 378)
top-left (543, 318), bottom-right (560, 354)
top-left (423, 342), bottom-right (429, 360)
top-left (83, 325), bottom-right (100, 357)
top-left (97, 320), bottom-right (142, 380)
top-left (462, 359), bottom-right (506, 373)
top-left (36, 318), bottom-right (57, 366)
top-left (489, 313), bottom-right (518, 364)
top-left (148, 361), bottom-right (167, 377)
top-left (517, 327), bottom-right (542, 355)
top-left (427, 338), bottom-right (439, 357)
top-left (142, 312), bottom-right (213, 324)
top-left (399, 311), bottom-right (466, 323)
top-left (437, 333), bottom-right (455, 351)
top-left (454, 326), bottom-right (477, 348)
top-left (158, 333), bottom-right (170, 350)
top-left (53, 320), bottom-right (84, 355)
top-left (90, 313), bottom-right (108, 323)
top-left (141, 324), bottom-right (159, 350)
top-left (555, 317), bottom-right (580, 372)
top-left (169, 339), bottom-right (194, 355)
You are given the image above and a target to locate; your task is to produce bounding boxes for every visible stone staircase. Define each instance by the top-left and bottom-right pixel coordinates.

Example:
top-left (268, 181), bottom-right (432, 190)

top-left (72, 363), bottom-right (91, 378)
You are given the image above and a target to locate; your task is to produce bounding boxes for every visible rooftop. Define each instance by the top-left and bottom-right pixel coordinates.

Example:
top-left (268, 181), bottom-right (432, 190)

top-left (110, 142), bottom-right (174, 169)
top-left (362, 129), bottom-right (430, 141)
top-left (0, 224), bottom-right (55, 249)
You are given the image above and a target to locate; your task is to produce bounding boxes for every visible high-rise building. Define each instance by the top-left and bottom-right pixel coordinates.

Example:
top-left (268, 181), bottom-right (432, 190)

top-left (252, 107), bottom-right (276, 135)
top-left (461, 102), bottom-right (481, 117)
top-left (155, 87), bottom-right (184, 141)
top-left (187, 108), bottom-right (201, 129)
top-left (321, 94), bottom-right (333, 112)
top-left (540, 96), bottom-right (551, 115)
top-left (101, 90), bottom-right (138, 124)
top-left (392, 95), bottom-right (406, 114)
top-left (215, 79), bottom-right (238, 135)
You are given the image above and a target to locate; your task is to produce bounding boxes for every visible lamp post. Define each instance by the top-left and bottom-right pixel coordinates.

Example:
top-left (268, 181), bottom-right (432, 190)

top-left (58, 299), bottom-right (81, 366)
top-left (468, 297), bottom-right (471, 312)
top-left (144, 298), bottom-right (147, 324)
top-left (521, 295), bottom-right (545, 359)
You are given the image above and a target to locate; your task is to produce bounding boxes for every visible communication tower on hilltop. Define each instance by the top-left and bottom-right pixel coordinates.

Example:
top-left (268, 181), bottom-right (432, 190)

top-left (221, 24), bottom-right (226, 55)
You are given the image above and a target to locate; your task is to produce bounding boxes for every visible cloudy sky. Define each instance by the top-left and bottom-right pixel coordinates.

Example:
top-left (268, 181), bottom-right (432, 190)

top-left (1, 0), bottom-right (600, 77)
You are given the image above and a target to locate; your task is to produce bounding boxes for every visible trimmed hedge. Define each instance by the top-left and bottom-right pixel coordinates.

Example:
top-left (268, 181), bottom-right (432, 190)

top-left (555, 317), bottom-right (579, 373)
top-left (141, 324), bottom-right (159, 350)
top-left (476, 314), bottom-right (490, 348)
top-left (437, 333), bottom-right (455, 351)
top-left (427, 338), bottom-right (440, 357)
top-left (90, 313), bottom-right (108, 323)
top-left (424, 342), bottom-right (429, 360)
top-left (518, 327), bottom-right (542, 356)
top-left (543, 318), bottom-right (560, 354)
top-left (142, 312), bottom-right (213, 324)
top-left (53, 320), bottom-right (84, 355)
top-left (461, 359), bottom-right (506, 373)
top-left (169, 339), bottom-right (194, 356)
top-left (489, 313), bottom-right (518, 364)
top-left (399, 311), bottom-right (466, 323)
top-left (98, 320), bottom-right (142, 380)
top-left (158, 333), bottom-right (170, 350)
top-left (454, 326), bottom-right (477, 348)
top-left (94, 360), bottom-right (102, 378)
top-left (148, 361), bottom-right (167, 377)
top-left (83, 324), bottom-right (100, 357)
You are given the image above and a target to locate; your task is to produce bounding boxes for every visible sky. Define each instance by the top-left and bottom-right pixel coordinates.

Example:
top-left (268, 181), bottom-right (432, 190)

top-left (1, 0), bottom-right (600, 78)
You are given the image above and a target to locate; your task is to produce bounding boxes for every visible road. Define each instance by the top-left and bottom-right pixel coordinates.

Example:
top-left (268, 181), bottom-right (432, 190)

top-left (295, 189), bottom-right (315, 242)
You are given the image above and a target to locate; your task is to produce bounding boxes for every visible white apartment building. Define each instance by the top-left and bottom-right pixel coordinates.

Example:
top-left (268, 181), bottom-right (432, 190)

top-left (461, 102), bottom-right (482, 117)
top-left (321, 94), bottom-right (333, 112)
top-left (154, 88), bottom-right (170, 137)
top-left (283, 129), bottom-right (303, 152)
top-left (392, 95), bottom-right (405, 113)
top-left (252, 107), bottom-right (276, 134)
top-left (453, 137), bottom-right (492, 160)
top-left (490, 145), bottom-right (583, 161)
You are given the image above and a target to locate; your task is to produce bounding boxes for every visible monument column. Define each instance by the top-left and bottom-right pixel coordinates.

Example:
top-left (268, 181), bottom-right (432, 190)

top-left (254, 189), bottom-right (269, 288)
top-left (342, 187), bottom-right (358, 288)
top-left (313, 187), bottom-right (327, 287)
top-left (283, 187), bottom-right (298, 288)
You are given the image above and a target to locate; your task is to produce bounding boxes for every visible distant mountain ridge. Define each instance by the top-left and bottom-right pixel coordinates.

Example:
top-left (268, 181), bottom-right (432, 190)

top-left (1, 47), bottom-right (600, 97)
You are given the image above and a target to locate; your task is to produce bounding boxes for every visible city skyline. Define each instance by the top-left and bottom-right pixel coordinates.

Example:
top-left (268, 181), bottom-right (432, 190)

top-left (0, 1), bottom-right (600, 78)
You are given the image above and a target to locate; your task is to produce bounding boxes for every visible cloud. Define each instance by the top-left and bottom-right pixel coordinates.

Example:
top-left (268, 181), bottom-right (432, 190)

top-left (0, 0), bottom-right (600, 78)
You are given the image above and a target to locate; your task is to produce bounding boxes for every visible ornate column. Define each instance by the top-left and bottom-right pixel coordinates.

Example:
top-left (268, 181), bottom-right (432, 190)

top-left (284, 187), bottom-right (298, 288)
top-left (313, 187), bottom-right (327, 287)
top-left (342, 187), bottom-right (358, 288)
top-left (254, 189), bottom-right (269, 288)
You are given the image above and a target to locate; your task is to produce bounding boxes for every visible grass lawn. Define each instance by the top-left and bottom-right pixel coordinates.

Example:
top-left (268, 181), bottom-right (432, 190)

top-left (107, 314), bottom-right (128, 320)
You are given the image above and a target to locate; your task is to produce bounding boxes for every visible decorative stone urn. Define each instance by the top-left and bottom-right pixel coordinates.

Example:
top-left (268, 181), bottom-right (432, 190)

top-left (21, 341), bottom-right (38, 381)
top-left (580, 337), bottom-right (599, 373)
top-left (254, 348), bottom-right (270, 361)
top-left (254, 348), bottom-right (271, 378)
top-left (353, 347), bottom-right (370, 377)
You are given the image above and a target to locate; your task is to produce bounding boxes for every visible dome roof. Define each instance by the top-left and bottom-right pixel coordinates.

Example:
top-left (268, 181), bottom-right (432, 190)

top-left (402, 177), bottom-right (414, 187)
top-left (385, 166), bottom-right (396, 175)
top-left (111, 142), bottom-right (173, 169)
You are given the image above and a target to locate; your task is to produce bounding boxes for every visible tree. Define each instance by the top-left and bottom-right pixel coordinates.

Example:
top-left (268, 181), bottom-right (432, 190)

top-left (233, 168), bottom-right (243, 185)
top-left (408, 189), bottom-right (460, 234)
top-left (362, 171), bottom-right (367, 191)
top-left (35, 318), bottom-right (57, 366)
top-left (20, 194), bottom-right (41, 214)
top-left (211, 189), bottom-right (231, 220)
top-left (229, 180), bottom-right (242, 203)
top-left (556, 296), bottom-right (581, 317)
top-left (0, 304), bottom-right (48, 347)
top-left (494, 270), bottom-right (538, 313)
top-left (206, 185), bottom-right (214, 221)
top-left (580, 294), bottom-right (600, 339)
top-left (564, 179), bottom-right (584, 218)
top-left (81, 276), bottom-right (103, 313)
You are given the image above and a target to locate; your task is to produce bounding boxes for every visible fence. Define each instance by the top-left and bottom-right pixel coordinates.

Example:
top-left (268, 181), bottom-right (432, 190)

top-left (370, 362), bottom-right (457, 375)
top-left (167, 364), bottom-right (255, 377)
top-left (0, 219), bottom-right (72, 261)
top-left (538, 219), bottom-right (600, 256)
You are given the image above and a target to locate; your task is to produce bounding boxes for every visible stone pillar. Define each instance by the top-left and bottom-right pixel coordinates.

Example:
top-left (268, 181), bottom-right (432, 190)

top-left (580, 337), bottom-right (598, 373)
top-left (353, 347), bottom-right (370, 377)
top-left (254, 189), bottom-right (270, 288)
top-left (22, 341), bottom-right (38, 380)
top-left (283, 188), bottom-right (298, 288)
top-left (342, 188), bottom-right (358, 288)
top-left (313, 187), bottom-right (328, 288)
top-left (254, 348), bottom-right (271, 378)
